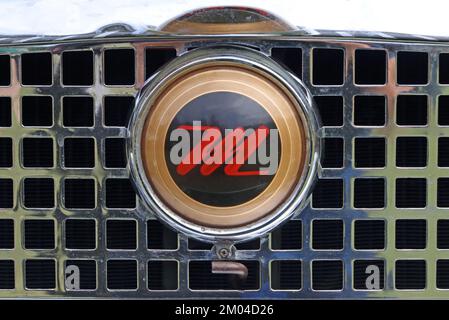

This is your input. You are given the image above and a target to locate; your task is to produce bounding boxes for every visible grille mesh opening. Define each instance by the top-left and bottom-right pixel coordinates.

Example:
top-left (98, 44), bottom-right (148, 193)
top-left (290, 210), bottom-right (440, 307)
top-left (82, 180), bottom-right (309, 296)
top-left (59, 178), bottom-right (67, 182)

top-left (314, 96), bottom-right (343, 127)
top-left (312, 48), bottom-right (344, 85)
top-left (395, 260), bottom-right (426, 290)
top-left (106, 259), bottom-right (137, 290)
top-left (0, 260), bottom-right (14, 289)
top-left (0, 138), bottom-right (12, 168)
top-left (312, 260), bottom-right (343, 291)
top-left (395, 178), bottom-right (427, 208)
top-left (354, 137), bottom-right (386, 168)
top-left (396, 95), bottom-right (428, 126)
top-left (22, 138), bottom-right (53, 168)
top-left (148, 260), bottom-right (178, 290)
top-left (24, 219), bottom-right (55, 250)
top-left (321, 138), bottom-right (343, 168)
top-left (62, 50), bottom-right (94, 86)
top-left (65, 219), bottom-right (96, 250)
top-left (396, 219), bottom-right (427, 250)
top-left (145, 48), bottom-right (177, 79)
top-left (437, 178), bottom-right (449, 208)
top-left (104, 138), bottom-right (127, 168)
top-left (438, 137), bottom-right (449, 167)
top-left (312, 179), bottom-right (343, 209)
top-left (104, 96), bottom-right (134, 127)
top-left (354, 96), bottom-right (386, 126)
top-left (0, 55), bottom-right (10, 86)
top-left (312, 219), bottom-right (344, 250)
top-left (354, 49), bottom-right (387, 85)
top-left (437, 260), bottom-right (449, 289)
top-left (271, 260), bottom-right (302, 290)
top-left (64, 138), bottom-right (95, 168)
top-left (22, 96), bottom-right (53, 127)
top-left (23, 178), bottom-right (54, 209)
top-left (147, 220), bottom-right (178, 250)
top-left (189, 261), bottom-right (259, 290)
top-left (437, 220), bottom-right (449, 249)
top-left (439, 95), bottom-right (449, 125)
top-left (397, 51), bottom-right (428, 85)
top-left (271, 47), bottom-right (302, 78)
top-left (106, 219), bottom-right (137, 250)
top-left (353, 260), bottom-right (384, 290)
top-left (439, 53), bottom-right (449, 84)
top-left (63, 96), bottom-right (94, 127)
top-left (0, 219), bottom-right (14, 249)
top-left (104, 49), bottom-right (135, 85)
top-left (105, 178), bottom-right (136, 209)
top-left (64, 179), bottom-right (96, 209)
top-left (0, 178), bottom-right (13, 209)
top-left (271, 220), bottom-right (302, 250)
top-left (0, 97), bottom-right (11, 127)
top-left (65, 260), bottom-right (96, 290)
top-left (353, 178), bottom-right (385, 209)
top-left (25, 259), bottom-right (55, 290)
top-left (21, 52), bottom-right (52, 85)
top-left (354, 220), bottom-right (385, 250)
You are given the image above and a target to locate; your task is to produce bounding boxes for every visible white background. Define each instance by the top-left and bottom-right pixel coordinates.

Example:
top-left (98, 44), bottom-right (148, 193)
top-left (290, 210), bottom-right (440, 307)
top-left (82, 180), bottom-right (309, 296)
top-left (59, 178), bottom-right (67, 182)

top-left (0, 0), bottom-right (446, 36)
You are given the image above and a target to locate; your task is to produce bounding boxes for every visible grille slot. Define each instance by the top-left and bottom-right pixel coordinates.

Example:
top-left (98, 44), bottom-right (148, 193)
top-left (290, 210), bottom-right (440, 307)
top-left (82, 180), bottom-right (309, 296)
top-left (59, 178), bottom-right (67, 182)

top-left (145, 48), bottom-right (177, 79)
top-left (312, 260), bottom-right (343, 291)
top-left (104, 49), bottom-right (135, 85)
top-left (354, 49), bottom-right (387, 85)
top-left (64, 219), bottom-right (96, 250)
top-left (354, 96), bottom-right (386, 127)
top-left (63, 138), bottom-right (95, 168)
top-left (147, 260), bottom-right (178, 290)
top-left (24, 219), bottom-right (55, 250)
top-left (22, 137), bottom-right (54, 168)
top-left (106, 260), bottom-right (138, 290)
top-left (353, 260), bottom-right (384, 290)
top-left (395, 260), bottom-right (426, 290)
top-left (25, 259), bottom-right (56, 290)
top-left (21, 52), bottom-right (52, 85)
top-left (0, 260), bottom-right (14, 290)
top-left (312, 48), bottom-right (344, 85)
top-left (65, 260), bottom-right (97, 290)
top-left (0, 34), bottom-right (447, 298)
top-left (0, 138), bottom-right (12, 168)
top-left (397, 51), bottom-right (428, 85)
top-left (21, 96), bottom-right (53, 127)
top-left (271, 260), bottom-right (302, 290)
top-left (0, 178), bottom-right (13, 209)
top-left (0, 219), bottom-right (14, 249)
top-left (0, 97), bottom-right (11, 127)
top-left (0, 55), bottom-right (10, 86)
top-left (62, 50), bottom-right (94, 86)
top-left (63, 96), bottom-right (94, 127)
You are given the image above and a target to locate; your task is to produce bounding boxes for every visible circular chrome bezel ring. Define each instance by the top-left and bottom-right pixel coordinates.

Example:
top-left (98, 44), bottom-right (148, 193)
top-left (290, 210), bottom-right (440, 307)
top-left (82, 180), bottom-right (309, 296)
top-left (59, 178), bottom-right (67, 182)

top-left (128, 46), bottom-right (321, 243)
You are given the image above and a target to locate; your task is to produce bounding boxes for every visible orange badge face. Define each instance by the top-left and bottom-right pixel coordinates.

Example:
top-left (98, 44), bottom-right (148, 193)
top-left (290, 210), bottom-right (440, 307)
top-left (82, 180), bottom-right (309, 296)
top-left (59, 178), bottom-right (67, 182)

top-left (140, 65), bottom-right (307, 228)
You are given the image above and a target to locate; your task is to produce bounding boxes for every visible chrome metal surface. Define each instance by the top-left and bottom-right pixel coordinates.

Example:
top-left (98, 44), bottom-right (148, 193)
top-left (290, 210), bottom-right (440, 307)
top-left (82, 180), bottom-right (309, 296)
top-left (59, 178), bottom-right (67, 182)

top-left (0, 30), bottom-right (448, 299)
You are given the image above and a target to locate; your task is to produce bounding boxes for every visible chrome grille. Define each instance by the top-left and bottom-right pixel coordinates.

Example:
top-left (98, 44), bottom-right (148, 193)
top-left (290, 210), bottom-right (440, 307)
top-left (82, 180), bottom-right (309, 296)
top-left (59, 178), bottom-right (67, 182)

top-left (0, 34), bottom-right (449, 298)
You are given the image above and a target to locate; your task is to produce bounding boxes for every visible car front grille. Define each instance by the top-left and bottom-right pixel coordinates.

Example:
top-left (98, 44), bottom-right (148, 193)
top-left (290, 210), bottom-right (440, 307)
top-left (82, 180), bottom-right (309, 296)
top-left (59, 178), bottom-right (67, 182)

top-left (0, 32), bottom-right (449, 298)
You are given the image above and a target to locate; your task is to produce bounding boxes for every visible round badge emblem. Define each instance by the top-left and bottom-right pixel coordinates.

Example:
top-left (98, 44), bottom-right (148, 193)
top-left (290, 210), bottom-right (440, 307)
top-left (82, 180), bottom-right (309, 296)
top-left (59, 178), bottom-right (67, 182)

top-left (129, 47), bottom-right (320, 241)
